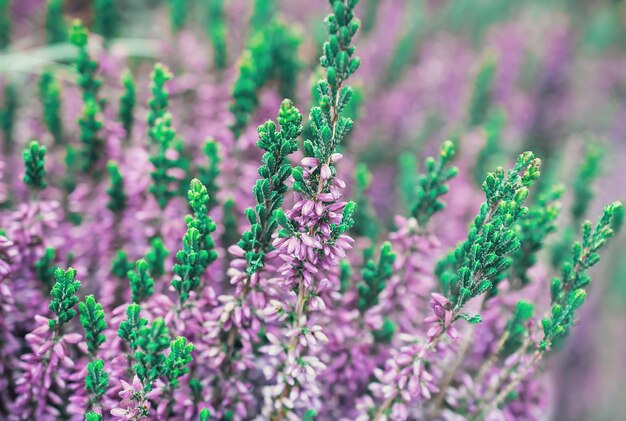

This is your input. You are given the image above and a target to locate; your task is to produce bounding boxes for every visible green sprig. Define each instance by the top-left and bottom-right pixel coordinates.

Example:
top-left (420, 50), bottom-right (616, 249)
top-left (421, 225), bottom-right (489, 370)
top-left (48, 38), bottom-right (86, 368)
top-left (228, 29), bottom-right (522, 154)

top-left (35, 247), bottom-right (56, 290)
top-left (0, 0), bottom-right (10, 49)
top-left (206, 0), bottom-right (227, 70)
top-left (107, 161), bottom-right (127, 215)
top-left (49, 267), bottom-right (81, 331)
top-left (145, 237), bottom-right (169, 279)
top-left (509, 184), bottom-right (564, 287)
top-left (93, 0), bottom-right (118, 42)
top-left (237, 100), bottom-right (302, 275)
top-left (39, 70), bottom-right (64, 145)
top-left (357, 242), bottom-right (396, 312)
top-left (410, 140), bottom-right (458, 228)
top-left (45, 0), bottom-right (66, 44)
top-left (79, 295), bottom-right (107, 355)
top-left (437, 152), bottom-right (541, 314)
top-left (149, 114), bottom-right (179, 209)
top-left (78, 98), bottom-right (105, 173)
top-left (111, 249), bottom-right (132, 280)
top-left (541, 201), bottom-right (623, 350)
top-left (118, 303), bottom-right (147, 353)
top-left (163, 336), bottom-right (194, 390)
top-left (85, 412), bottom-right (103, 421)
top-left (169, 0), bottom-right (187, 33)
top-left (198, 139), bottom-right (221, 212)
top-left (230, 21), bottom-right (301, 138)
top-left (185, 179), bottom-right (218, 262)
top-left (134, 318), bottom-right (171, 389)
top-left (85, 359), bottom-right (109, 407)
top-left (128, 259), bottom-right (155, 304)
top-left (118, 70), bottom-right (136, 140)
top-left (147, 63), bottom-right (172, 134)
top-left (23, 140), bottom-right (47, 191)
top-left (500, 301), bottom-right (534, 358)
top-left (468, 52), bottom-right (497, 127)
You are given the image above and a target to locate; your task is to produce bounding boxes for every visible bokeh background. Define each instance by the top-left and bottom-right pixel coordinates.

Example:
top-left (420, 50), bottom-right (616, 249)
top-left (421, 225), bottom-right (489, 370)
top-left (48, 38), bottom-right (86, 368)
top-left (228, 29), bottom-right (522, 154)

top-left (3, 1), bottom-right (626, 419)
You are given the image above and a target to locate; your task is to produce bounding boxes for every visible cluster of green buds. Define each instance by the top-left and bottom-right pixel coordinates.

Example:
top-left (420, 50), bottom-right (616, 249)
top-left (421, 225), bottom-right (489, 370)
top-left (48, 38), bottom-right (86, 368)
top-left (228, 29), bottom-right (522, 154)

top-left (206, 0), bottom-right (227, 70)
top-left (230, 17), bottom-right (301, 138)
top-left (106, 161), bottom-right (127, 216)
top-left (236, 99), bottom-right (302, 274)
top-left (85, 359), bottom-right (109, 411)
top-left (198, 139), bottom-right (221, 212)
top-left (45, 0), bottom-right (66, 44)
top-left (38, 70), bottom-right (64, 145)
top-left (172, 179), bottom-right (218, 305)
top-left (410, 140), bottom-right (458, 229)
top-left (500, 300), bottom-right (535, 358)
top-left (93, 0), bottom-right (118, 42)
top-left (509, 184), bottom-right (564, 287)
top-left (438, 151), bottom-right (541, 318)
top-left (541, 201), bottom-right (623, 350)
top-left (468, 51), bottom-right (498, 127)
top-left (48, 267), bottom-right (81, 331)
top-left (357, 242), bottom-right (396, 312)
top-left (70, 20), bottom-right (105, 174)
top-left (118, 70), bottom-right (136, 140)
top-left (79, 295), bottom-right (107, 355)
top-left (23, 140), bottom-right (47, 192)
top-left (128, 259), bottom-right (155, 304)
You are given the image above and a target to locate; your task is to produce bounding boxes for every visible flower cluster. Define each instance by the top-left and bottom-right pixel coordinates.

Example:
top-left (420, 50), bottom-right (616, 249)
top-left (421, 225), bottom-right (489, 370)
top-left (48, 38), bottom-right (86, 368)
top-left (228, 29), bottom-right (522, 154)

top-left (0, 1), bottom-right (624, 420)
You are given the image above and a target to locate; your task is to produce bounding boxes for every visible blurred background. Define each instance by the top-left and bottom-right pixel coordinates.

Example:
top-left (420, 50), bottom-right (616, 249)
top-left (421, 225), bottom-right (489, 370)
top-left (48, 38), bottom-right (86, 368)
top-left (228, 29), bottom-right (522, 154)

top-left (2, 1), bottom-right (626, 419)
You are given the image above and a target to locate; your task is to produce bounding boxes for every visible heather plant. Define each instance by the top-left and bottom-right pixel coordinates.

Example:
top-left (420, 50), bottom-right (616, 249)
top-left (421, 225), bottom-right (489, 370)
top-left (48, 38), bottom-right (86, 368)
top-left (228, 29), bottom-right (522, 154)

top-left (0, 1), bottom-right (624, 420)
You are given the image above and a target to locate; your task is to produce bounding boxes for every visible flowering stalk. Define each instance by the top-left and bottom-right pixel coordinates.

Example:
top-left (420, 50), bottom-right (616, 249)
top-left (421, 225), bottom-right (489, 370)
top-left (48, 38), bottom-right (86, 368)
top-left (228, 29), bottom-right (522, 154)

top-left (265, 0), bottom-right (361, 417)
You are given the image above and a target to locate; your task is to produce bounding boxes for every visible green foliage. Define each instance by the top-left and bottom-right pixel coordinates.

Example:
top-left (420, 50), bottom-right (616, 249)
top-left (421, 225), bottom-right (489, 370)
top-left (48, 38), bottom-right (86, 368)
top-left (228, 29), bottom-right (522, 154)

top-left (79, 295), bottom-right (107, 354)
top-left (70, 19), bottom-right (104, 174)
top-left (468, 52), bottom-right (497, 127)
top-left (206, 0), bottom-right (227, 70)
top-left (500, 301), bottom-right (534, 358)
top-left (541, 202), bottom-right (622, 350)
top-left (250, 0), bottom-right (276, 31)
top-left (220, 198), bottom-right (238, 249)
top-left (397, 153), bottom-right (419, 214)
top-left (473, 108), bottom-right (506, 185)
top-left (237, 100), bottom-right (302, 274)
top-left (351, 163), bottom-right (378, 240)
top-left (85, 359), bottom-right (109, 405)
top-left (339, 260), bottom-right (352, 294)
top-left (302, 409), bottom-right (317, 421)
top-left (198, 139), bottom-right (221, 212)
top-left (162, 336), bottom-right (194, 389)
top-left (169, 0), bottom-right (187, 33)
top-left (410, 140), bottom-right (458, 228)
top-left (372, 317), bottom-right (396, 344)
top-left (149, 114), bottom-right (179, 209)
top-left (185, 179), bottom-right (218, 261)
top-left (199, 408), bottom-right (211, 421)
top-left (437, 152), bottom-right (541, 314)
top-left (70, 20), bottom-right (102, 102)
top-left (173, 227), bottom-right (209, 305)
top-left (38, 70), bottom-right (64, 145)
top-left (134, 318), bottom-right (171, 388)
top-left (93, 0), bottom-right (118, 42)
top-left (551, 146), bottom-right (603, 269)
top-left (45, 0), bottom-right (66, 44)
top-left (571, 145), bottom-right (602, 223)
top-left (128, 259), bottom-right (155, 304)
top-left (145, 237), bottom-right (169, 279)
top-left (35, 247), bottom-right (56, 289)
top-left (111, 249), bottom-right (132, 279)
top-left (383, 0), bottom-right (425, 85)
top-left (0, 0), bottom-right (10, 49)
top-left (23, 140), bottom-right (48, 191)
top-left (78, 98), bottom-right (105, 173)
top-left (48, 267), bottom-right (81, 331)
top-left (118, 303), bottom-right (147, 352)
top-left (85, 412), bottom-right (103, 421)
top-left (230, 21), bottom-right (301, 138)
top-left (147, 63), bottom-right (173, 133)
top-left (1, 82), bottom-right (18, 150)
top-left (358, 242), bottom-right (396, 312)
top-left (107, 161), bottom-right (127, 215)
top-left (63, 144), bottom-right (78, 195)
top-left (118, 70), bottom-right (136, 140)
top-left (509, 184), bottom-right (564, 287)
